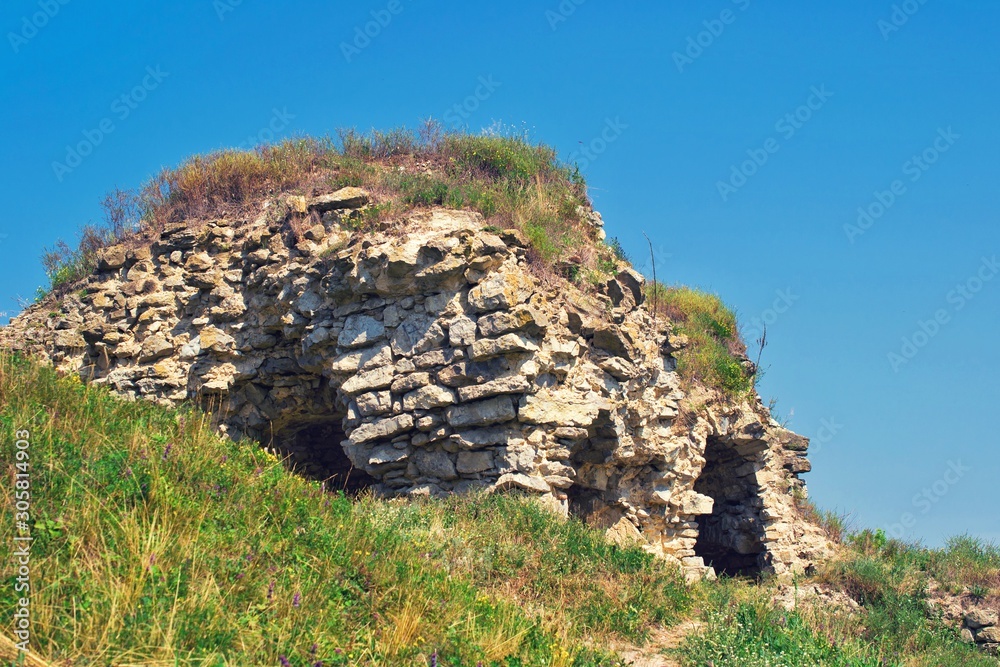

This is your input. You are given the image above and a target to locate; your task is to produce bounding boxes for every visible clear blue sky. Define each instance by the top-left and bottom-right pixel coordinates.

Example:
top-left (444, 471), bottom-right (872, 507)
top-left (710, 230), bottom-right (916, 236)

top-left (3, 1), bottom-right (997, 546)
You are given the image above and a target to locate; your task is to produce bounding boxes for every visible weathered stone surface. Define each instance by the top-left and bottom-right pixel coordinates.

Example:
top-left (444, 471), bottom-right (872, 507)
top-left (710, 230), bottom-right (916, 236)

top-left (329, 343), bottom-right (392, 374)
top-left (356, 390), bottom-right (393, 417)
top-left (402, 385), bottom-right (456, 411)
top-left (309, 187), bottom-right (370, 212)
top-left (467, 267), bottom-right (532, 312)
top-left (456, 450), bottom-right (494, 474)
top-left (391, 314), bottom-right (446, 357)
top-left (591, 324), bottom-right (632, 360)
top-left (97, 245), bottom-right (127, 270)
top-left (185, 252), bottom-right (214, 272)
top-left (496, 472), bottom-right (550, 494)
top-left (469, 333), bottom-right (538, 360)
top-left (477, 306), bottom-right (545, 337)
top-left (199, 327), bottom-right (235, 354)
top-left (340, 366), bottom-right (395, 395)
top-left (456, 375), bottom-right (530, 402)
top-left (977, 627), bottom-right (1000, 643)
top-left (679, 492), bottom-right (715, 516)
top-left (338, 315), bottom-right (385, 349)
top-left (139, 335), bottom-right (173, 362)
top-left (368, 444), bottom-right (409, 466)
top-left (446, 396), bottom-right (516, 428)
top-left (349, 414), bottom-right (414, 445)
top-left (449, 426), bottom-right (519, 450)
top-left (967, 609), bottom-right (999, 629)
top-left (413, 449), bottom-right (457, 480)
top-left (518, 390), bottom-right (604, 428)
top-left (448, 316), bottom-right (478, 346)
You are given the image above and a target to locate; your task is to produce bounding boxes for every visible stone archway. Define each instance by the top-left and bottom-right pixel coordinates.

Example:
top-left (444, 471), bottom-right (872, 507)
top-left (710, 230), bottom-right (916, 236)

top-left (692, 436), bottom-right (769, 577)
top-left (270, 415), bottom-right (377, 494)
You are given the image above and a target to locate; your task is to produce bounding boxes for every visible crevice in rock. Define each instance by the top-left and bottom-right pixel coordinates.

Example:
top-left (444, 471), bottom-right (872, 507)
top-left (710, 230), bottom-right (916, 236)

top-left (693, 436), bottom-right (769, 577)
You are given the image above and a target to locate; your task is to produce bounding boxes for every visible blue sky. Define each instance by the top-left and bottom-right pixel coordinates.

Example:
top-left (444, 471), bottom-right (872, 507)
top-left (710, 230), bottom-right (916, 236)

top-left (3, 1), bottom-right (997, 545)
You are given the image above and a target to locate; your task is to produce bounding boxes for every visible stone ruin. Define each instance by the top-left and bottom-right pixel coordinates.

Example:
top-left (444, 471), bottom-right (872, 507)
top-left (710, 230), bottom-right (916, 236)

top-left (1, 188), bottom-right (833, 578)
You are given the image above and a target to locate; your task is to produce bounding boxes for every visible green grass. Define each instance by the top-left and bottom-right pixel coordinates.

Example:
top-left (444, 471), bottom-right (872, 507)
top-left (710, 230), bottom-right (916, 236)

top-left (37, 123), bottom-right (609, 299)
top-left (650, 285), bottom-right (754, 398)
top-left (676, 531), bottom-right (1000, 667)
top-left (0, 354), bottom-right (690, 666)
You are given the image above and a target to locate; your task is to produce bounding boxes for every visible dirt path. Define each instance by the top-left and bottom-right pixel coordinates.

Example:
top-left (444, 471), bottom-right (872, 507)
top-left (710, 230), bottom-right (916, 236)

top-left (613, 618), bottom-right (703, 667)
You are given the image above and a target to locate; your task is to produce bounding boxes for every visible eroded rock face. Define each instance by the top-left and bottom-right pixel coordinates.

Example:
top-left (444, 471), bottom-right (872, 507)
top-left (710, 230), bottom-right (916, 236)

top-left (0, 202), bottom-right (833, 578)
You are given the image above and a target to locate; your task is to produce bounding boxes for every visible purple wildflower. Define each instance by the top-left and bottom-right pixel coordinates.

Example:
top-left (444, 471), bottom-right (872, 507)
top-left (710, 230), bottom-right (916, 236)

top-left (430, 650), bottom-right (438, 667)
top-left (292, 591), bottom-right (301, 608)
top-left (279, 656), bottom-right (290, 667)
top-left (162, 442), bottom-right (173, 460)
top-left (310, 644), bottom-right (318, 656)
top-left (267, 580), bottom-right (275, 601)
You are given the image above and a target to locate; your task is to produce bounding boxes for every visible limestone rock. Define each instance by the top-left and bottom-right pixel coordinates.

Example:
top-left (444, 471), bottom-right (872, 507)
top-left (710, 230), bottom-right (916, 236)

top-left (309, 187), bottom-right (370, 212)
top-left (467, 266), bottom-right (533, 312)
top-left (349, 414), bottom-right (414, 445)
top-left (977, 627), bottom-right (1000, 643)
top-left (413, 450), bottom-right (457, 480)
top-left (338, 314), bottom-right (386, 349)
top-left (446, 396), bottom-right (516, 428)
top-left (518, 390), bottom-right (605, 428)
top-left (967, 609), bottom-right (999, 629)
top-left (391, 314), bottom-right (446, 357)
top-left (402, 385), bottom-right (456, 411)
top-left (456, 450), bottom-right (494, 474)
top-left (496, 472), bottom-right (550, 494)
top-left (470, 333), bottom-right (538, 360)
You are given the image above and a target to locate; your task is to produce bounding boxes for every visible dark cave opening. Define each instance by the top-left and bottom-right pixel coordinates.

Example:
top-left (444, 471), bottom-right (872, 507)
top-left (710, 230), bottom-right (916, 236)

top-left (272, 418), bottom-right (376, 495)
top-left (693, 437), bottom-right (769, 578)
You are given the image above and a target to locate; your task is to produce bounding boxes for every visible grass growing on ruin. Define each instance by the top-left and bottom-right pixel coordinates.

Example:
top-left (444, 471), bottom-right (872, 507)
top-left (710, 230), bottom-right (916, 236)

top-left (676, 532), bottom-right (1000, 667)
top-left (650, 285), bottom-right (754, 398)
top-left (0, 353), bottom-right (689, 666)
top-left (37, 123), bottom-right (621, 299)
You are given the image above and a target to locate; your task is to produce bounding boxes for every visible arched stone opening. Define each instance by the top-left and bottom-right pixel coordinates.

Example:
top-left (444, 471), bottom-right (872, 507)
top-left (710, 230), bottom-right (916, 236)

top-left (270, 416), bottom-right (376, 494)
top-left (693, 436), bottom-right (769, 577)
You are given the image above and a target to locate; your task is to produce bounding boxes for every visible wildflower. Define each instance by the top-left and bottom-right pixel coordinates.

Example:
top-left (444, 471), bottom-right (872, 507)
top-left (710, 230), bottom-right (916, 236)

top-left (279, 656), bottom-right (290, 667)
top-left (293, 591), bottom-right (301, 608)
top-left (267, 580), bottom-right (275, 601)
top-left (430, 650), bottom-right (438, 667)
top-left (162, 442), bottom-right (173, 460)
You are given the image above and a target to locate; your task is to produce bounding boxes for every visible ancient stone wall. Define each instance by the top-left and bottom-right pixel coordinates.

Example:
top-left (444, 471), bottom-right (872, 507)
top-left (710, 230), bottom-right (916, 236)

top-left (1, 190), bottom-right (833, 578)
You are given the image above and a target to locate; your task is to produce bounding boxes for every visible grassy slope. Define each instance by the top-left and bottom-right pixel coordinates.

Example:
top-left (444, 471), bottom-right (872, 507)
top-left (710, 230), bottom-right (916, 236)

top-left (1, 358), bottom-right (998, 666)
top-left (0, 354), bottom-right (689, 666)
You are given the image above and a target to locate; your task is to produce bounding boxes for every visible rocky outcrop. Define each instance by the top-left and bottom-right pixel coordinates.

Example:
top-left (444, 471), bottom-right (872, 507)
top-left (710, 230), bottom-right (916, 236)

top-left (0, 190), bottom-right (833, 578)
